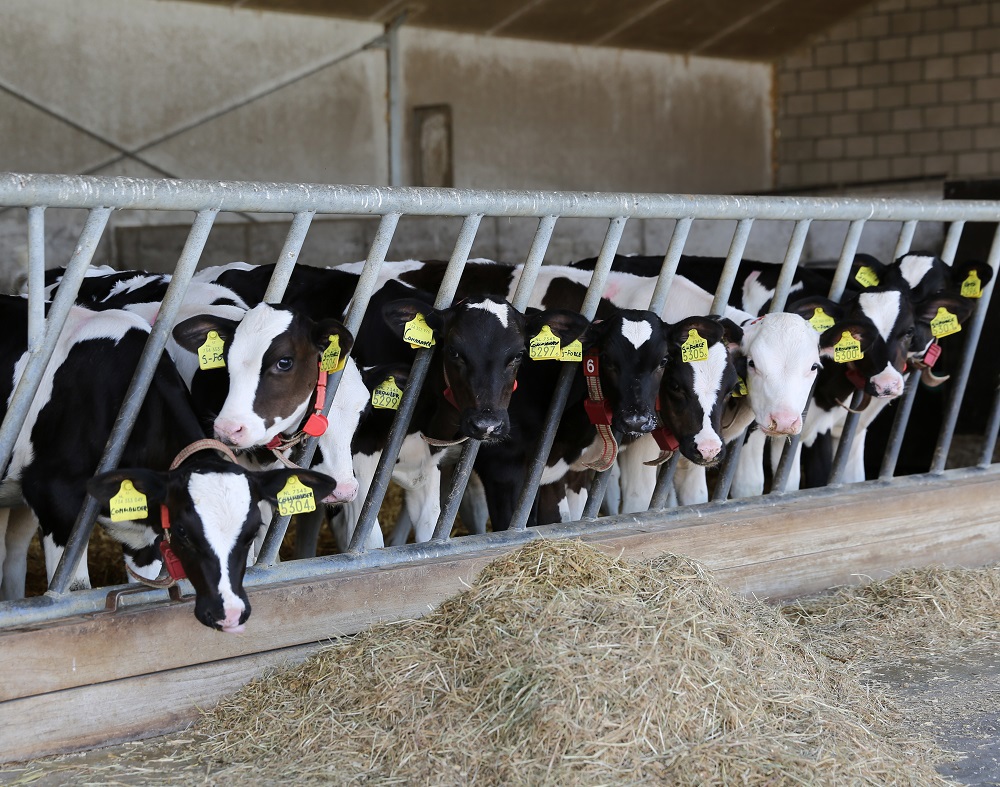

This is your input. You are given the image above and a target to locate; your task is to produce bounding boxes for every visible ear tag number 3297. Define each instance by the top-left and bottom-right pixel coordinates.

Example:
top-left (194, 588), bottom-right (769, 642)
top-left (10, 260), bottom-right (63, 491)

top-left (109, 480), bottom-right (148, 522)
top-left (372, 376), bottom-right (403, 410)
top-left (403, 314), bottom-right (435, 349)
top-left (681, 329), bottom-right (709, 363)
top-left (833, 331), bottom-right (863, 363)
top-left (276, 475), bottom-right (316, 517)
top-left (962, 270), bottom-right (983, 299)
top-left (320, 335), bottom-right (346, 373)
top-left (529, 325), bottom-right (562, 360)
top-left (930, 307), bottom-right (961, 338)
top-left (198, 331), bottom-right (226, 370)
top-left (808, 307), bottom-right (835, 333)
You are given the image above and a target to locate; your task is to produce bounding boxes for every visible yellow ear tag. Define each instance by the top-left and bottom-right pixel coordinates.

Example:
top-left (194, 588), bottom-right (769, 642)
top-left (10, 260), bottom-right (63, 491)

top-left (733, 376), bottom-right (748, 398)
top-left (855, 266), bottom-right (880, 288)
top-left (403, 313), bottom-right (435, 349)
top-left (529, 325), bottom-right (562, 360)
top-left (560, 339), bottom-right (583, 363)
top-left (276, 475), bottom-right (316, 517)
top-left (320, 335), bottom-right (346, 373)
top-left (198, 331), bottom-right (226, 370)
top-left (808, 307), bottom-right (836, 333)
top-left (681, 329), bottom-right (709, 363)
top-left (372, 376), bottom-right (403, 410)
top-left (930, 307), bottom-right (961, 338)
top-left (833, 331), bottom-right (863, 363)
top-left (961, 270), bottom-right (983, 299)
top-left (109, 480), bottom-right (148, 523)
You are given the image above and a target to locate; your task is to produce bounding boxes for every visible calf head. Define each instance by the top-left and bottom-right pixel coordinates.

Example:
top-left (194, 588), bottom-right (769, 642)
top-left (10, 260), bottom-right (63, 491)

top-left (90, 464), bottom-right (335, 632)
top-left (656, 316), bottom-right (734, 464)
top-left (384, 295), bottom-right (588, 442)
top-left (174, 304), bottom-right (354, 449)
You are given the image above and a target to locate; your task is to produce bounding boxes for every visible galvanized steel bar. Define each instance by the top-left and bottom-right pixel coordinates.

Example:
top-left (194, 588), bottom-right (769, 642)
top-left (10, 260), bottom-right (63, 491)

top-left (26, 206), bottom-right (46, 351)
top-left (510, 215), bottom-right (558, 311)
top-left (48, 210), bottom-right (218, 594)
top-left (941, 221), bottom-right (965, 264)
top-left (348, 214), bottom-right (484, 552)
top-left (878, 370), bottom-right (922, 479)
top-left (826, 389), bottom-right (867, 486)
top-left (826, 220), bottom-right (867, 303)
top-left (510, 217), bottom-right (628, 530)
top-left (386, 14), bottom-right (405, 187)
top-left (649, 451), bottom-right (681, 509)
top-left (256, 213), bottom-right (402, 566)
top-left (769, 219), bottom-right (811, 312)
top-left (647, 217), bottom-right (693, 315)
top-left (709, 218), bottom-right (754, 314)
top-left (711, 429), bottom-right (746, 501)
top-left (432, 436), bottom-right (479, 540)
top-left (979, 386), bottom-right (1000, 467)
top-left (892, 220), bottom-right (918, 262)
top-left (0, 207), bottom-right (111, 481)
top-left (931, 222), bottom-right (1000, 473)
top-left (262, 212), bottom-right (315, 303)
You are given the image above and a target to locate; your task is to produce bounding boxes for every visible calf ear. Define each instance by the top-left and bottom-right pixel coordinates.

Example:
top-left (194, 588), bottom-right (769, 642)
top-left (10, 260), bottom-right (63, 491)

top-left (848, 254), bottom-right (889, 290)
top-left (526, 309), bottom-right (590, 344)
top-left (667, 316), bottom-right (725, 349)
top-left (581, 318), bottom-right (610, 351)
top-left (916, 292), bottom-right (975, 326)
top-left (88, 469), bottom-right (169, 506)
top-left (361, 362), bottom-right (412, 392)
top-left (817, 320), bottom-right (877, 358)
top-left (382, 298), bottom-right (442, 339)
top-left (952, 260), bottom-right (994, 292)
top-left (312, 318), bottom-right (355, 357)
top-left (173, 315), bottom-right (239, 354)
top-left (255, 468), bottom-right (338, 505)
top-left (716, 317), bottom-right (743, 353)
top-left (786, 296), bottom-right (844, 322)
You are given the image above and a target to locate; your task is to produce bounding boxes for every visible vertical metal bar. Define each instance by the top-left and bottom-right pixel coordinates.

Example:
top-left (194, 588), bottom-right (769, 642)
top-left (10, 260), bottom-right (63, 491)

top-left (768, 219), bottom-right (812, 313)
top-left (826, 219), bottom-right (866, 303)
top-left (348, 214), bottom-right (483, 552)
top-left (48, 210), bottom-right (218, 594)
top-left (647, 217), bottom-right (693, 315)
top-left (510, 215), bottom-right (558, 311)
top-left (878, 370), bottom-right (921, 479)
top-left (263, 211), bottom-right (315, 303)
top-left (26, 206), bottom-right (46, 351)
top-left (709, 218), bottom-right (754, 314)
top-left (386, 14), bottom-right (406, 187)
top-left (941, 220), bottom-right (965, 265)
top-left (432, 435), bottom-right (479, 540)
top-left (256, 212), bottom-right (401, 566)
top-left (0, 207), bottom-right (111, 480)
top-left (511, 217), bottom-right (628, 529)
top-left (826, 389), bottom-right (866, 485)
top-left (931, 222), bottom-right (1000, 473)
top-left (649, 451), bottom-right (681, 509)
top-left (711, 430), bottom-right (746, 501)
top-left (892, 220), bottom-right (918, 262)
top-left (978, 386), bottom-right (1000, 467)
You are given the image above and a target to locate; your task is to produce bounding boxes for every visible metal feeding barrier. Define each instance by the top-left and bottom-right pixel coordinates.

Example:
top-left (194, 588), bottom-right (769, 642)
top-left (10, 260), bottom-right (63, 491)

top-left (0, 171), bottom-right (998, 629)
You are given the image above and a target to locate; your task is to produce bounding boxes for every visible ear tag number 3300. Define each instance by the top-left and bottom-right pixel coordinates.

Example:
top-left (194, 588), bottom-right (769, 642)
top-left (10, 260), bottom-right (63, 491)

top-left (277, 475), bottom-right (316, 517)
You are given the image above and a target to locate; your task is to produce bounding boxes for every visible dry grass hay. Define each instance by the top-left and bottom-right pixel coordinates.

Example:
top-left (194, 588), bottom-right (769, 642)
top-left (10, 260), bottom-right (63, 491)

top-left (191, 539), bottom-right (941, 786)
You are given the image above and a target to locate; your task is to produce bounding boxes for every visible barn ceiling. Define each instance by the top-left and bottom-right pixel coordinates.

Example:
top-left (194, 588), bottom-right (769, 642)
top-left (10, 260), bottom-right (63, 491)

top-left (196, 0), bottom-right (878, 61)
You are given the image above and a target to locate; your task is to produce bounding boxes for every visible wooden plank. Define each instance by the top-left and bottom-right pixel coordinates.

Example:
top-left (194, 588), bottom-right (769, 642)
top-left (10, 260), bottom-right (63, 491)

top-left (0, 642), bottom-right (321, 763)
top-left (2, 470), bottom-right (999, 704)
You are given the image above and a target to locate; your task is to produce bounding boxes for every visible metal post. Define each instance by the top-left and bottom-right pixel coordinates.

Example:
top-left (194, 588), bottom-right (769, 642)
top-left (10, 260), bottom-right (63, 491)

top-left (711, 430), bottom-right (746, 501)
top-left (48, 210), bottom-right (218, 594)
top-left (769, 219), bottom-right (811, 312)
top-left (255, 213), bottom-right (401, 566)
top-left (979, 386), bottom-right (1000, 467)
top-left (386, 14), bottom-right (406, 187)
top-left (709, 218), bottom-right (754, 314)
top-left (826, 389), bottom-right (867, 485)
top-left (647, 217), bottom-right (693, 315)
top-left (26, 206), bottom-right (46, 351)
top-left (649, 451), bottom-right (681, 509)
top-left (263, 212), bottom-right (315, 303)
top-left (941, 221), bottom-right (965, 264)
top-left (892, 220), bottom-right (918, 262)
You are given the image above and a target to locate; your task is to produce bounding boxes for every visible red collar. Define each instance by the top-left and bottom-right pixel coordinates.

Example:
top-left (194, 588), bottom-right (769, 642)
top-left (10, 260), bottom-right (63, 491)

top-left (159, 503), bottom-right (187, 581)
top-left (845, 364), bottom-right (867, 391)
top-left (267, 365), bottom-right (329, 450)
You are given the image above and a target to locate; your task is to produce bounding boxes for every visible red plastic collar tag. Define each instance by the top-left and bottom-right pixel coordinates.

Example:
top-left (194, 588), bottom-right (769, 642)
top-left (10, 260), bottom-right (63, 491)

top-left (923, 342), bottom-right (942, 368)
top-left (651, 425), bottom-right (680, 452)
top-left (845, 365), bottom-right (867, 391)
top-left (158, 503), bottom-right (187, 580)
top-left (584, 398), bottom-right (613, 426)
top-left (303, 413), bottom-right (329, 437)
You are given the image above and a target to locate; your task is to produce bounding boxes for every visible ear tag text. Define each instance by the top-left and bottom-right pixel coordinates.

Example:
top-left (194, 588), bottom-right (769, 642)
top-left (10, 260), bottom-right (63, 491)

top-left (808, 307), bottom-right (835, 333)
top-left (855, 266), bottom-right (880, 288)
top-left (276, 475), bottom-right (316, 517)
top-left (733, 376), bottom-right (748, 398)
top-left (198, 331), bottom-right (226, 370)
top-left (681, 329), bottom-right (709, 363)
top-left (109, 480), bottom-right (148, 522)
top-left (961, 270), bottom-right (983, 299)
top-left (930, 307), bottom-right (961, 338)
top-left (403, 313), bottom-right (435, 349)
top-left (320, 334), bottom-right (346, 373)
top-left (560, 339), bottom-right (583, 363)
top-left (833, 331), bottom-right (863, 363)
top-left (372, 376), bottom-right (403, 410)
top-left (529, 325), bottom-right (562, 360)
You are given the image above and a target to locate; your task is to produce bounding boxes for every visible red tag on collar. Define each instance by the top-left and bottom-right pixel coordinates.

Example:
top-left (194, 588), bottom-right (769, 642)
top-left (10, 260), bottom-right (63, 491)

top-left (845, 365), bottom-right (867, 391)
top-left (159, 541), bottom-right (187, 581)
top-left (584, 398), bottom-right (613, 426)
top-left (266, 434), bottom-right (283, 450)
top-left (583, 352), bottom-right (599, 377)
top-left (651, 425), bottom-right (680, 452)
top-left (923, 342), bottom-right (942, 368)
top-left (303, 413), bottom-right (329, 437)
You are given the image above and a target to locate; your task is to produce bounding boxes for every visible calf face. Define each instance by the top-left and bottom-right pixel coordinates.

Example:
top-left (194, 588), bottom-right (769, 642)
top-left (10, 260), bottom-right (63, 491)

top-left (656, 317), bottom-right (734, 464)
top-left (384, 295), bottom-right (588, 442)
top-left (89, 464), bottom-right (336, 632)
top-left (173, 304), bottom-right (354, 449)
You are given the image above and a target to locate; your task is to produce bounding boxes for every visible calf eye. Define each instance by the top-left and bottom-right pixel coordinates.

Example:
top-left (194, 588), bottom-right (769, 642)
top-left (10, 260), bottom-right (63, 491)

top-left (510, 350), bottom-right (525, 364)
top-left (659, 355), bottom-right (669, 368)
top-left (447, 346), bottom-right (461, 361)
top-left (811, 363), bottom-right (821, 372)
top-left (275, 357), bottom-right (294, 372)
top-left (747, 359), bottom-right (756, 369)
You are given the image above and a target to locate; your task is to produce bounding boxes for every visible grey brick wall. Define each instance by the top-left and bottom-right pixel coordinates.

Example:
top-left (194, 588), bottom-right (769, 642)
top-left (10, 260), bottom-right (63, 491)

top-left (776, 0), bottom-right (1000, 189)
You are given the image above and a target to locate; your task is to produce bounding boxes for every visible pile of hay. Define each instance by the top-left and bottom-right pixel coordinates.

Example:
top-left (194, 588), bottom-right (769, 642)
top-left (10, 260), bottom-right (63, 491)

top-left (783, 565), bottom-right (1000, 665)
top-left (195, 540), bottom-right (940, 785)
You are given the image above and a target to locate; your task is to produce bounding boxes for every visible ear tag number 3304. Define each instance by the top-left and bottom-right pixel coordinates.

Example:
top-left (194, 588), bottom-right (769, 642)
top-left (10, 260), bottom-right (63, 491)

top-left (320, 335), bottom-right (346, 373)
top-left (277, 475), bottom-right (316, 517)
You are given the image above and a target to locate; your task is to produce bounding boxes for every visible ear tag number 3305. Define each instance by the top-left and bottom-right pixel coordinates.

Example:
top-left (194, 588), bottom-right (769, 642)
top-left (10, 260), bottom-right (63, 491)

top-left (110, 480), bottom-right (148, 522)
top-left (681, 329), bottom-right (709, 363)
top-left (198, 331), bottom-right (226, 370)
top-left (277, 475), bottom-right (316, 517)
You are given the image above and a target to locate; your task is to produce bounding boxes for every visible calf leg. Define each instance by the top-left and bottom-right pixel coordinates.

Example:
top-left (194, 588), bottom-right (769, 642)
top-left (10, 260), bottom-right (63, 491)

top-left (405, 464), bottom-right (443, 543)
top-left (674, 458), bottom-right (708, 506)
top-left (458, 472), bottom-right (489, 535)
top-left (1, 506), bottom-right (37, 599)
top-left (730, 429), bottom-right (767, 499)
top-left (603, 459), bottom-right (622, 516)
top-left (617, 436), bottom-right (659, 513)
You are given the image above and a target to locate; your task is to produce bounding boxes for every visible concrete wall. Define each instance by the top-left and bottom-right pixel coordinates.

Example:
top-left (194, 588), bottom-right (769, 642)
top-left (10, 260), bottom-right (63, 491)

top-left (776, 0), bottom-right (1000, 189)
top-left (0, 0), bottom-right (774, 288)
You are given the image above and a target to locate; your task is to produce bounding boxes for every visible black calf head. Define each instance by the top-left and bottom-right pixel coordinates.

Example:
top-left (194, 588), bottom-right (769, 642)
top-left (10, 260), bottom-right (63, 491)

top-left (89, 464), bottom-right (336, 632)
top-left (384, 295), bottom-right (588, 442)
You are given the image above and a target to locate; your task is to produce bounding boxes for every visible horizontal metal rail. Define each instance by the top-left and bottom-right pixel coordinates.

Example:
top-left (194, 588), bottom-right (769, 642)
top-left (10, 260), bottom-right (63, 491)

top-left (0, 170), bottom-right (997, 631)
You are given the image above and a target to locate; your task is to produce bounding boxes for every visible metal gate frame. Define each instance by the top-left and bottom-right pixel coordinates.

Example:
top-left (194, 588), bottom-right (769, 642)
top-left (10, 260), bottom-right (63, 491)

top-left (1, 171), bottom-right (999, 631)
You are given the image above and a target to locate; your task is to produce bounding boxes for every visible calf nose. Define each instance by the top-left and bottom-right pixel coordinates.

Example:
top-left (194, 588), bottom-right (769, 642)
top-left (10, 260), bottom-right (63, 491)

top-left (696, 436), bottom-right (723, 462)
top-left (766, 412), bottom-right (802, 435)
top-left (620, 412), bottom-right (657, 434)
top-left (466, 411), bottom-right (506, 440)
top-left (873, 377), bottom-right (904, 398)
top-left (219, 606), bottom-right (246, 633)
top-left (215, 418), bottom-right (249, 447)
top-left (323, 478), bottom-right (359, 504)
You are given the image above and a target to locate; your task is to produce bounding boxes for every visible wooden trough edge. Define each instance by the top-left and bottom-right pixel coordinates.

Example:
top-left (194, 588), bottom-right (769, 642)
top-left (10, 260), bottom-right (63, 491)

top-left (2, 466), bottom-right (999, 763)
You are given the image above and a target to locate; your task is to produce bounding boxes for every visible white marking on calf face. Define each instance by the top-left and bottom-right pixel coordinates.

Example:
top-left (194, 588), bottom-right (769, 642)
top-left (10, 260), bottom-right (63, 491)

top-left (858, 290), bottom-right (901, 341)
top-left (898, 255), bottom-right (935, 289)
top-left (467, 299), bottom-right (510, 328)
top-left (690, 342), bottom-right (728, 458)
top-left (189, 472), bottom-right (252, 628)
top-left (620, 318), bottom-right (652, 349)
